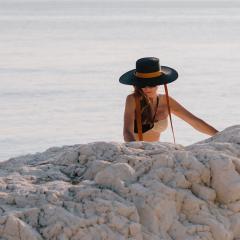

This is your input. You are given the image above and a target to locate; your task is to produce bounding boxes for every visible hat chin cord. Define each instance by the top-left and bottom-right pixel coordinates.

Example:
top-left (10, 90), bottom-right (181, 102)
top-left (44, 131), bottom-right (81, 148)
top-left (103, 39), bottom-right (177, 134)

top-left (164, 84), bottom-right (176, 145)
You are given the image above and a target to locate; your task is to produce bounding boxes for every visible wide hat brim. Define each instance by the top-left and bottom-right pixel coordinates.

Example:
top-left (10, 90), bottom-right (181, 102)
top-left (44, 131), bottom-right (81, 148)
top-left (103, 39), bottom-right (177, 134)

top-left (119, 66), bottom-right (178, 88)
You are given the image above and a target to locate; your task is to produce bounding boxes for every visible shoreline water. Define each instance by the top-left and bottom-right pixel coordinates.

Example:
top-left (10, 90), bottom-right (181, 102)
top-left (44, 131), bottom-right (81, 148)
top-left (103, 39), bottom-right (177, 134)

top-left (1, 0), bottom-right (240, 161)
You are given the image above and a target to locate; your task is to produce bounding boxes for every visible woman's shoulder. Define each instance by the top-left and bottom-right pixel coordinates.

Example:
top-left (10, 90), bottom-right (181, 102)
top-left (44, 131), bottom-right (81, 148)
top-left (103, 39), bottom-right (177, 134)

top-left (158, 94), bottom-right (174, 102)
top-left (125, 93), bottom-right (136, 107)
top-left (126, 93), bottom-right (135, 100)
top-left (126, 93), bottom-right (135, 97)
top-left (158, 94), bottom-right (166, 102)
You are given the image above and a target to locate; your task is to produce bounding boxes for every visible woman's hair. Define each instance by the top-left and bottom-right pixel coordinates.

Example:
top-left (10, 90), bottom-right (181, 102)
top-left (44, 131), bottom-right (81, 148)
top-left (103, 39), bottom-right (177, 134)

top-left (133, 86), bottom-right (153, 124)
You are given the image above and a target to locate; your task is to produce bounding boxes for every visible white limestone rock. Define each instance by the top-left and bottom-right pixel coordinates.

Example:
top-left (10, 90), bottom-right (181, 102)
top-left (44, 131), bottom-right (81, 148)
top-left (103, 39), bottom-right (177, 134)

top-left (210, 153), bottom-right (240, 204)
top-left (2, 215), bottom-right (43, 240)
top-left (83, 160), bottom-right (111, 180)
top-left (191, 183), bottom-right (216, 202)
top-left (0, 125), bottom-right (239, 240)
top-left (94, 162), bottom-right (135, 193)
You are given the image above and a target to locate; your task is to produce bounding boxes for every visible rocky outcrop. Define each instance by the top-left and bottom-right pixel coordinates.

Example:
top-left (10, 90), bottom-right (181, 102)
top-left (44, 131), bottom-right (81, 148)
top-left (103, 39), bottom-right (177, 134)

top-left (0, 125), bottom-right (240, 240)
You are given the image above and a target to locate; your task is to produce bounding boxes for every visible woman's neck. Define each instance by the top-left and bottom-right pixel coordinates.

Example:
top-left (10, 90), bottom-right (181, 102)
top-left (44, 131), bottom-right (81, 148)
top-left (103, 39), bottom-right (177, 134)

top-left (148, 95), bottom-right (158, 104)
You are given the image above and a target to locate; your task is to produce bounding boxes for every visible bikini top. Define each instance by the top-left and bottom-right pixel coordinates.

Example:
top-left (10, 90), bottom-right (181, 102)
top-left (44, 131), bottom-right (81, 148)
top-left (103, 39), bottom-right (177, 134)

top-left (133, 96), bottom-right (168, 134)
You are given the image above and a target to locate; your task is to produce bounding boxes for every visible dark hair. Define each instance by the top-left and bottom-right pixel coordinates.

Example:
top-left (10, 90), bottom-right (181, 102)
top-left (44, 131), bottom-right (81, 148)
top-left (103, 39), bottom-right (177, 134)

top-left (133, 86), bottom-right (154, 124)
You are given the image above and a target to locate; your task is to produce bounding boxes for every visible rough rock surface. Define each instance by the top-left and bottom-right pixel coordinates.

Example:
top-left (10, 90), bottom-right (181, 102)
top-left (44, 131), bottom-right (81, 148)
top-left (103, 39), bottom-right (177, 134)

top-left (0, 125), bottom-right (240, 240)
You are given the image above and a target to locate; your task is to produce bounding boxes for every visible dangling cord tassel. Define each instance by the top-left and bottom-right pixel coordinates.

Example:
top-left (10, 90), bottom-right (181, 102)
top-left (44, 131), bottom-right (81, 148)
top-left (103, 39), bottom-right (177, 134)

top-left (164, 84), bottom-right (176, 145)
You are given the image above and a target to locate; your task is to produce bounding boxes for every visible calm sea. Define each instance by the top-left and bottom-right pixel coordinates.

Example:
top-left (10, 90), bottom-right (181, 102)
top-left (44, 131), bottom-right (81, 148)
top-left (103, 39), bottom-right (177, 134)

top-left (0, 0), bottom-right (240, 161)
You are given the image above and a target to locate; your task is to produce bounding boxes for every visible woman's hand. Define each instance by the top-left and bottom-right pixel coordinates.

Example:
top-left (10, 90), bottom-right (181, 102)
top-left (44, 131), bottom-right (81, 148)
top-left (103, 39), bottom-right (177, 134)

top-left (164, 95), bottom-right (219, 136)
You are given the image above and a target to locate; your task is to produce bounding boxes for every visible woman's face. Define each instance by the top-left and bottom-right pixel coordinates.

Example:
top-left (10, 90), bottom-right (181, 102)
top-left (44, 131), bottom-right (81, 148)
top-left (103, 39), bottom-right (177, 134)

top-left (141, 86), bottom-right (158, 98)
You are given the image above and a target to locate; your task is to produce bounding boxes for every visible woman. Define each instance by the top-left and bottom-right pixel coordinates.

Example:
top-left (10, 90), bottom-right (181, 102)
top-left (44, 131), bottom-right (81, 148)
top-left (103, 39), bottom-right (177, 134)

top-left (119, 57), bottom-right (218, 142)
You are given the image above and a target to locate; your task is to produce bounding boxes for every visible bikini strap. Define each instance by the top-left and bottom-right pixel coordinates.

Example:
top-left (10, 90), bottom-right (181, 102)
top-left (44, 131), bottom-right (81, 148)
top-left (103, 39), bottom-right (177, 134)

top-left (135, 95), bottom-right (143, 141)
top-left (164, 84), bottom-right (176, 145)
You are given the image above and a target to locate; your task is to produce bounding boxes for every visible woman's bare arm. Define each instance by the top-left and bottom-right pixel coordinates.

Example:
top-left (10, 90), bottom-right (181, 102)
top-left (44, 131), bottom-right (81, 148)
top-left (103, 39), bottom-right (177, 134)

top-left (123, 94), bottom-right (136, 142)
top-left (166, 95), bottom-right (219, 136)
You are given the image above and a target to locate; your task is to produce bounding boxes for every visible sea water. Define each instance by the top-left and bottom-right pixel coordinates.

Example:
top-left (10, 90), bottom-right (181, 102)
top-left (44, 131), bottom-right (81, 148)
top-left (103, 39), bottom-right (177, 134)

top-left (0, 0), bottom-right (240, 161)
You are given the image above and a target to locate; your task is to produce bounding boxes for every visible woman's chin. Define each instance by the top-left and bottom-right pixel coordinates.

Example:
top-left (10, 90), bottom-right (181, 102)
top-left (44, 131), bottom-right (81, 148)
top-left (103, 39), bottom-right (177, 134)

top-left (146, 94), bottom-right (155, 98)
